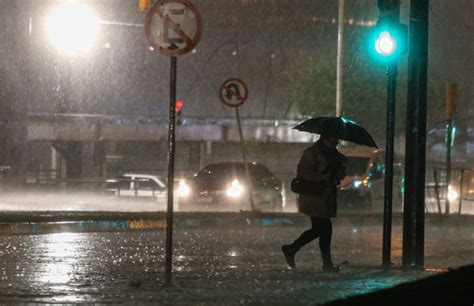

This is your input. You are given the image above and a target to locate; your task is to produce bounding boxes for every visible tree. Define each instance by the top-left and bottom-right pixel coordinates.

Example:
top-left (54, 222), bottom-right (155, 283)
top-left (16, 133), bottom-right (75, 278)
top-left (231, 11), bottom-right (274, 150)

top-left (290, 44), bottom-right (401, 144)
top-left (289, 24), bottom-right (447, 147)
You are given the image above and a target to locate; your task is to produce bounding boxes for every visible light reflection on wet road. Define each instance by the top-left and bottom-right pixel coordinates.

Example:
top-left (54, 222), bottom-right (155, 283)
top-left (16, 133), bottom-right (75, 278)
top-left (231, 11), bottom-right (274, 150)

top-left (0, 221), bottom-right (472, 303)
top-left (1, 190), bottom-right (473, 216)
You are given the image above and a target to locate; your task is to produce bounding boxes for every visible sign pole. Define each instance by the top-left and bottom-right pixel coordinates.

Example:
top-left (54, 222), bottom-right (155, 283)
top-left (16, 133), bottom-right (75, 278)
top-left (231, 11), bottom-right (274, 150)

top-left (235, 108), bottom-right (256, 211)
top-left (445, 82), bottom-right (456, 215)
top-left (145, 0), bottom-right (203, 285)
top-left (219, 78), bottom-right (253, 211)
top-left (445, 118), bottom-right (453, 215)
top-left (165, 56), bottom-right (177, 285)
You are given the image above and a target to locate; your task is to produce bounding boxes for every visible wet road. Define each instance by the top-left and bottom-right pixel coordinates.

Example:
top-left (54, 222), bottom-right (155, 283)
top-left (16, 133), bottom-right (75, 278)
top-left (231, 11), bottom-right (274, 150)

top-left (0, 219), bottom-right (472, 303)
top-left (1, 190), bottom-right (473, 215)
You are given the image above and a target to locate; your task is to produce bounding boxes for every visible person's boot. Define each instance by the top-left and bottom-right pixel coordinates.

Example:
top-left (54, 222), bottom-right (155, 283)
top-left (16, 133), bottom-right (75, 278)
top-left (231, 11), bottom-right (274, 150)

top-left (321, 251), bottom-right (339, 273)
top-left (281, 245), bottom-right (297, 269)
top-left (322, 263), bottom-right (340, 273)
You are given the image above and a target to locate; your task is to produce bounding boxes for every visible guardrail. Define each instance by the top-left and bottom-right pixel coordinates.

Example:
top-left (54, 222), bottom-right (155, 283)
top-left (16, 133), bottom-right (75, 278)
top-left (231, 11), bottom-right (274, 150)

top-left (26, 169), bottom-right (60, 186)
top-left (426, 167), bottom-right (474, 214)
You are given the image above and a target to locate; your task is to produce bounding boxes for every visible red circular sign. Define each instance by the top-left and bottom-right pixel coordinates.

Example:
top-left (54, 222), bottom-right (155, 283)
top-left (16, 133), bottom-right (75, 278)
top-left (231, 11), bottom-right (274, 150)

top-left (145, 0), bottom-right (203, 56)
top-left (219, 78), bottom-right (249, 108)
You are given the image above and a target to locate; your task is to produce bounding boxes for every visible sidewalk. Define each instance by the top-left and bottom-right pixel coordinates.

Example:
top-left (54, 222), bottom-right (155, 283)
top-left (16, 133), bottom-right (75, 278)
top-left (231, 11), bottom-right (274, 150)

top-left (327, 265), bottom-right (473, 305)
top-left (0, 213), bottom-right (472, 304)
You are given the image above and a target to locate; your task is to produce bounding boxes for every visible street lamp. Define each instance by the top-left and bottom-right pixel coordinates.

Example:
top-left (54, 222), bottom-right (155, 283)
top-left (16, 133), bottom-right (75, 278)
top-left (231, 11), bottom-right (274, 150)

top-left (46, 3), bottom-right (99, 55)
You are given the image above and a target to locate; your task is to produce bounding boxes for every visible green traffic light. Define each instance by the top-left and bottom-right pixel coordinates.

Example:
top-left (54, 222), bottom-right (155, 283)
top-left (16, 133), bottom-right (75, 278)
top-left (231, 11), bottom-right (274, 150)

top-left (375, 31), bottom-right (397, 56)
top-left (368, 18), bottom-right (407, 64)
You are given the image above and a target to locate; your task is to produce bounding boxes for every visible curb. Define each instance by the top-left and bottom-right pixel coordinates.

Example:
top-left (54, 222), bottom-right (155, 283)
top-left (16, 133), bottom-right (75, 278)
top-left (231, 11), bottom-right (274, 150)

top-left (0, 211), bottom-right (472, 235)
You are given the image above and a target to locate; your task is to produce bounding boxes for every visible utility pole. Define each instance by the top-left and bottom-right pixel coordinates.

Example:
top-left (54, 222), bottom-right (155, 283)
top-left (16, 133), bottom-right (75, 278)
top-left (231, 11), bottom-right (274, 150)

top-left (402, 0), bottom-right (429, 270)
top-left (8, 1), bottom-right (31, 187)
top-left (336, 0), bottom-right (345, 117)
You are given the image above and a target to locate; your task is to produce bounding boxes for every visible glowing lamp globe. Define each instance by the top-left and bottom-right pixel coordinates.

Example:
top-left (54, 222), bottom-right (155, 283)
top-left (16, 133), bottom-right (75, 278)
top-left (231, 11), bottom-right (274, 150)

top-left (46, 3), bottom-right (99, 55)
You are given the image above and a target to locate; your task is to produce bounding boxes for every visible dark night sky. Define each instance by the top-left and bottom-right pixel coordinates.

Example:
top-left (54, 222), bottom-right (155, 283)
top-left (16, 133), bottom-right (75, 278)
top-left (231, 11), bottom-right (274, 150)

top-left (0, 0), bottom-right (472, 124)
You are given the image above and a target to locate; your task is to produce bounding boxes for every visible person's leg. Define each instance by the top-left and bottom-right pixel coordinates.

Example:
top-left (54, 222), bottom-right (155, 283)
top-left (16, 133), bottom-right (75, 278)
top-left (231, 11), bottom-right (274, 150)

top-left (291, 217), bottom-right (320, 250)
top-left (318, 218), bottom-right (332, 264)
top-left (318, 218), bottom-right (339, 272)
top-left (282, 217), bottom-right (319, 268)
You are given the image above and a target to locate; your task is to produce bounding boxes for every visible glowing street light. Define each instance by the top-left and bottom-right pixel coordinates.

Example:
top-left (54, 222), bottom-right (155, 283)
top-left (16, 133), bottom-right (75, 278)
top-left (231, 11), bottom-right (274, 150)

top-left (46, 3), bottom-right (99, 55)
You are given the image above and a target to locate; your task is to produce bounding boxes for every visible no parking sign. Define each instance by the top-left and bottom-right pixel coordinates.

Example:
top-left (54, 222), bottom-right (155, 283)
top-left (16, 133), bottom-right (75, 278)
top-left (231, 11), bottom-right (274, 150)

top-left (145, 0), bottom-right (203, 56)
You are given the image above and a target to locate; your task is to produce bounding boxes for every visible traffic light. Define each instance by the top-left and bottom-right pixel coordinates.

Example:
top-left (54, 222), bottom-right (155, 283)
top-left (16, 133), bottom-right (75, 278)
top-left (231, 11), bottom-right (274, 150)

top-left (369, 1), bottom-right (407, 64)
top-left (368, 17), bottom-right (408, 64)
top-left (377, 0), bottom-right (400, 16)
top-left (138, 0), bottom-right (151, 12)
top-left (175, 99), bottom-right (183, 125)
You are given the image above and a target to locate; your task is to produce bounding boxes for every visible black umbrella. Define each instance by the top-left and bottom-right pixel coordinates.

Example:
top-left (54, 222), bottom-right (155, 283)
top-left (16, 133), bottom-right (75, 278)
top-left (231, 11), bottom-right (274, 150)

top-left (294, 116), bottom-right (378, 148)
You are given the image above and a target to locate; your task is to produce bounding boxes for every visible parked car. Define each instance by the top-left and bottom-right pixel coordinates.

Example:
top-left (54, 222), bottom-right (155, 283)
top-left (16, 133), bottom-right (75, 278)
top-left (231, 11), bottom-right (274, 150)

top-left (338, 148), bottom-right (403, 211)
top-left (103, 173), bottom-right (166, 200)
top-left (178, 162), bottom-right (284, 211)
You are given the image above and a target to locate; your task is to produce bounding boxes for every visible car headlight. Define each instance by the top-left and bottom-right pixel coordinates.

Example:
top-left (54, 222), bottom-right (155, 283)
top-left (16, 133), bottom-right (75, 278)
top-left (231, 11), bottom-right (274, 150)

top-left (178, 180), bottom-right (191, 197)
top-left (447, 185), bottom-right (458, 202)
top-left (226, 179), bottom-right (244, 198)
top-left (353, 180), bottom-right (363, 188)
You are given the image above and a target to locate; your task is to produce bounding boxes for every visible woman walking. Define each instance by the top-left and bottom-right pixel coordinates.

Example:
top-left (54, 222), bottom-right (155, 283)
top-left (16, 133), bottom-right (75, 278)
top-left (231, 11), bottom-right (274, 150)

top-left (282, 134), bottom-right (346, 272)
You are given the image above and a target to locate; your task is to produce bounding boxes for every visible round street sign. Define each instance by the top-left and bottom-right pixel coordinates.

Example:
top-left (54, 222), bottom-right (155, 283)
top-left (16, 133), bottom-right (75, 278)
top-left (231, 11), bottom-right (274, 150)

top-left (145, 0), bottom-right (203, 56)
top-left (219, 78), bottom-right (249, 108)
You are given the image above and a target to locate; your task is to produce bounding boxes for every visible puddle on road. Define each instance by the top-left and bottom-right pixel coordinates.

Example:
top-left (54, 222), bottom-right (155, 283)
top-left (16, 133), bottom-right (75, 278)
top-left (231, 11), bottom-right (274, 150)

top-left (0, 217), bottom-right (295, 235)
top-left (0, 220), bottom-right (164, 235)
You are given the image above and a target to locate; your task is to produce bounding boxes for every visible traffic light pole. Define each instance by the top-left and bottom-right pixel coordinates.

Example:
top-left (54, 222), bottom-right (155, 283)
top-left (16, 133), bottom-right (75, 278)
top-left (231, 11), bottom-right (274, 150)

top-left (445, 118), bottom-right (453, 215)
top-left (165, 56), bottom-right (177, 285)
top-left (382, 63), bottom-right (397, 270)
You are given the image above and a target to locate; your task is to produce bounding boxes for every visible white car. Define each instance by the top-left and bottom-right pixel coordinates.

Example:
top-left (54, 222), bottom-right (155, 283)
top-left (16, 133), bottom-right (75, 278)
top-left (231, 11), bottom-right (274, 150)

top-left (104, 173), bottom-right (166, 200)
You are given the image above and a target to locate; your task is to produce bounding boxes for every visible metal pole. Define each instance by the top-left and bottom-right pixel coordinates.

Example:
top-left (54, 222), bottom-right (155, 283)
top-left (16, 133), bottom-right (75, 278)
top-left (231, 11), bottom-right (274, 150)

top-left (414, 0), bottom-right (429, 270)
top-left (433, 168), bottom-right (442, 214)
top-left (336, 0), bottom-right (345, 117)
top-left (382, 63), bottom-right (397, 270)
top-left (459, 169), bottom-right (464, 214)
top-left (235, 108), bottom-right (256, 211)
top-left (403, 0), bottom-right (429, 270)
top-left (445, 82), bottom-right (456, 215)
top-left (165, 56), bottom-right (177, 285)
top-left (445, 119), bottom-right (453, 215)
top-left (402, 0), bottom-right (429, 269)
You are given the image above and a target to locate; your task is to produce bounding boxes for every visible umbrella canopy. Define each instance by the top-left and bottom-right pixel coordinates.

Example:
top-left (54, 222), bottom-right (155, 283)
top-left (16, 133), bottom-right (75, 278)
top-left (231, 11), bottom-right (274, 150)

top-left (294, 116), bottom-right (378, 148)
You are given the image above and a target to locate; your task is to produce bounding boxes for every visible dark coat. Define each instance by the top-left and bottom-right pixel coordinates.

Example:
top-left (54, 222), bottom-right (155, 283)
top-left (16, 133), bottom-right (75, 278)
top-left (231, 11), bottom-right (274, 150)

top-left (297, 141), bottom-right (346, 218)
